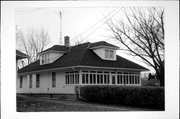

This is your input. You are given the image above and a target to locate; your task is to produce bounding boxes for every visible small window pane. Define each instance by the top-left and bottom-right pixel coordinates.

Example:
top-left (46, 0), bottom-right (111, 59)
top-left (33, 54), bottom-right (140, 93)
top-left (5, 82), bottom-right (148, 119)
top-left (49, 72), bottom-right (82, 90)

top-left (82, 74), bottom-right (85, 84)
top-left (20, 76), bottom-right (23, 88)
top-left (93, 74), bottom-right (96, 84)
top-left (29, 75), bottom-right (32, 88)
top-left (86, 74), bottom-right (88, 84)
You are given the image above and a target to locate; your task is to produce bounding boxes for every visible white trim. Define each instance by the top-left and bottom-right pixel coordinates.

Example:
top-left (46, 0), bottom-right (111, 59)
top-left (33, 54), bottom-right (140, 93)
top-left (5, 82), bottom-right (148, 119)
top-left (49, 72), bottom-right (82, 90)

top-left (39, 50), bottom-right (66, 55)
top-left (18, 65), bottom-right (148, 75)
top-left (18, 66), bottom-right (76, 75)
top-left (77, 65), bottom-right (148, 71)
top-left (89, 45), bottom-right (119, 50)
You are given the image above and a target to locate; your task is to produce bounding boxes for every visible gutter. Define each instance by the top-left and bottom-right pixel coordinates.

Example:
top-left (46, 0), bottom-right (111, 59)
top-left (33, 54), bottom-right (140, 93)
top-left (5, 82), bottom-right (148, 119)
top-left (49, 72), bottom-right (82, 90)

top-left (18, 65), bottom-right (149, 75)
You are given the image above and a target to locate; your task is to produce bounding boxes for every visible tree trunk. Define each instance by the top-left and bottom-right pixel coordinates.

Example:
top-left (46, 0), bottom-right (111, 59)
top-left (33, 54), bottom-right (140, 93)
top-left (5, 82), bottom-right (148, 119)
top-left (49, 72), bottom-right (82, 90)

top-left (156, 64), bottom-right (164, 87)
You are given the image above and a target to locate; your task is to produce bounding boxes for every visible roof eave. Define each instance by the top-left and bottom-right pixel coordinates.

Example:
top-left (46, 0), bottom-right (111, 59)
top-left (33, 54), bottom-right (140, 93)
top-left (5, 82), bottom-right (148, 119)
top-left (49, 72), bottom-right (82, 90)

top-left (89, 45), bottom-right (119, 50)
top-left (39, 50), bottom-right (67, 55)
top-left (18, 65), bottom-right (149, 75)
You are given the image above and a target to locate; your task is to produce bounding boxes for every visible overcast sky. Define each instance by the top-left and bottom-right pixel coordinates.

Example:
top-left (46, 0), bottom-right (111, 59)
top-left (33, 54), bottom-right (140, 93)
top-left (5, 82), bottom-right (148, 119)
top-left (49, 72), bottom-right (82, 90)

top-left (15, 7), bottom-right (153, 72)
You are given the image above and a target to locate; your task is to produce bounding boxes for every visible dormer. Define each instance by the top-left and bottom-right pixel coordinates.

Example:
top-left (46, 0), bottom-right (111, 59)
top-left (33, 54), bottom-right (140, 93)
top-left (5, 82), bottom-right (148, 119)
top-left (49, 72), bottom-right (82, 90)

top-left (39, 36), bottom-right (70, 65)
top-left (89, 41), bottom-right (119, 61)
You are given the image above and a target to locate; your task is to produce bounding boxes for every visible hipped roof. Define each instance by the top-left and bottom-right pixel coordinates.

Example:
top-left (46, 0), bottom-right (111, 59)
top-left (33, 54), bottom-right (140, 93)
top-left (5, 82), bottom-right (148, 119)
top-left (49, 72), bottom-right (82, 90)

top-left (18, 41), bottom-right (148, 74)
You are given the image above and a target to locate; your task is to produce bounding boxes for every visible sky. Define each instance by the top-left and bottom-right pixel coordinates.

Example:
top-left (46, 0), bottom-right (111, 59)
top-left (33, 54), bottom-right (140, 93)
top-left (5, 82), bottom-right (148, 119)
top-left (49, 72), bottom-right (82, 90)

top-left (15, 7), bottom-right (153, 72)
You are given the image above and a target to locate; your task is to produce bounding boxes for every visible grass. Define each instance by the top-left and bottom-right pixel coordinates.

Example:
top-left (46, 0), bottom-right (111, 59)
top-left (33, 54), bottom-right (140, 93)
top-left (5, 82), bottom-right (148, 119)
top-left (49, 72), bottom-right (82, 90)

top-left (17, 95), bottom-right (158, 112)
top-left (17, 96), bottom-right (121, 111)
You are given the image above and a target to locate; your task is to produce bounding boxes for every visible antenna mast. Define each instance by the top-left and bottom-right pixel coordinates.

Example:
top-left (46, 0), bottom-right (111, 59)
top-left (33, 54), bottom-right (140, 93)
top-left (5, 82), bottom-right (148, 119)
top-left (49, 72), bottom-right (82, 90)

top-left (59, 11), bottom-right (62, 44)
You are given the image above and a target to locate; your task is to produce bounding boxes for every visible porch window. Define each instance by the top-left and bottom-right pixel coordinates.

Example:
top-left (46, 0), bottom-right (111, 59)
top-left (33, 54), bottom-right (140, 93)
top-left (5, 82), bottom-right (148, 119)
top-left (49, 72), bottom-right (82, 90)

top-left (82, 74), bottom-right (85, 84)
top-left (90, 74), bottom-right (93, 84)
top-left (104, 73), bottom-right (110, 84)
top-left (20, 76), bottom-right (23, 88)
top-left (52, 72), bottom-right (56, 87)
top-left (65, 71), bottom-right (79, 85)
top-left (36, 74), bottom-right (40, 88)
top-left (112, 75), bottom-right (116, 84)
top-left (80, 70), bottom-right (140, 86)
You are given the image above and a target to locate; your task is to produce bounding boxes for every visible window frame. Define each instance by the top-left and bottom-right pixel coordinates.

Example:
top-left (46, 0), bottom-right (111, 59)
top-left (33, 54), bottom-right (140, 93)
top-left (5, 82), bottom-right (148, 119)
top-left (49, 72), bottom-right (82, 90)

top-left (65, 71), bottom-right (79, 85)
top-left (29, 74), bottom-right (32, 88)
top-left (52, 72), bottom-right (56, 88)
top-left (105, 49), bottom-right (114, 59)
top-left (20, 76), bottom-right (23, 88)
top-left (36, 74), bottom-right (40, 88)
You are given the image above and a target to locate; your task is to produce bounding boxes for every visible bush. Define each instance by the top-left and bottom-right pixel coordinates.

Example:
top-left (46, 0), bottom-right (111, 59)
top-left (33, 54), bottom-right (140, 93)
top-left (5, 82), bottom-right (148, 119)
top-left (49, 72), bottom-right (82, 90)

top-left (75, 85), bottom-right (164, 110)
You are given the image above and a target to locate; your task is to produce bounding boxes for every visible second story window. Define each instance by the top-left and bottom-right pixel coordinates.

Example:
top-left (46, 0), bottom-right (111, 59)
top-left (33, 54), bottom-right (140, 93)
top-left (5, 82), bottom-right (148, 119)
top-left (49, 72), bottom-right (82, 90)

top-left (41, 54), bottom-right (50, 64)
top-left (105, 50), bottom-right (114, 59)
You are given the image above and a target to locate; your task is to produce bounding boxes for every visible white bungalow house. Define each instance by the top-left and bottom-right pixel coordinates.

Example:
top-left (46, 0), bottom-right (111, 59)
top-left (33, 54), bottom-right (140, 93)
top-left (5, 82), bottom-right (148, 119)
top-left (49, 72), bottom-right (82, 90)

top-left (17, 36), bottom-right (148, 94)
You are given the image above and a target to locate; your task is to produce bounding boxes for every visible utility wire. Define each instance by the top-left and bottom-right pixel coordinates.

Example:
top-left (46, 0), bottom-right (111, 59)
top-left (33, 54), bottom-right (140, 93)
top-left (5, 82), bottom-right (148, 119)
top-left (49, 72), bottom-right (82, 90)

top-left (76, 8), bottom-right (122, 44)
top-left (71, 8), bottom-right (119, 43)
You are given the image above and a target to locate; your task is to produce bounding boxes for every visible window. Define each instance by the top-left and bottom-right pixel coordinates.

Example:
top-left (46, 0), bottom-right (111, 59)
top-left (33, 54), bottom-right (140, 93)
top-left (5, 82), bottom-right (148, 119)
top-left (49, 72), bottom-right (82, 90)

top-left (137, 76), bottom-right (140, 84)
top-left (112, 75), bottom-right (116, 84)
top-left (117, 73), bottom-right (124, 84)
top-left (90, 74), bottom-right (93, 84)
top-left (97, 74), bottom-right (100, 84)
top-left (52, 72), bottom-right (56, 87)
top-left (29, 75), bottom-right (32, 88)
top-left (36, 74), bottom-right (40, 88)
top-left (129, 75), bottom-right (132, 84)
top-left (65, 71), bottom-right (79, 85)
top-left (41, 53), bottom-right (50, 64)
top-left (82, 74), bottom-right (85, 84)
top-left (86, 74), bottom-right (89, 84)
top-left (93, 74), bottom-right (96, 84)
top-left (105, 50), bottom-right (114, 59)
top-left (117, 75), bottom-right (120, 84)
top-left (131, 76), bottom-right (134, 84)
top-left (81, 70), bottom-right (112, 85)
top-left (20, 76), bottom-right (23, 88)
top-left (75, 73), bottom-right (79, 84)
top-left (123, 75), bottom-right (127, 85)
top-left (110, 50), bottom-right (114, 58)
top-left (100, 74), bottom-right (103, 84)
top-left (104, 74), bottom-right (110, 84)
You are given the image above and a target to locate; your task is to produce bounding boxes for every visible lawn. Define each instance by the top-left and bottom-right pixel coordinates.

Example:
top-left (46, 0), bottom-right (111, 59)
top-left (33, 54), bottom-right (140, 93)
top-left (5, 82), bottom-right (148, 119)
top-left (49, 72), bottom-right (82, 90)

top-left (17, 95), bottom-right (157, 112)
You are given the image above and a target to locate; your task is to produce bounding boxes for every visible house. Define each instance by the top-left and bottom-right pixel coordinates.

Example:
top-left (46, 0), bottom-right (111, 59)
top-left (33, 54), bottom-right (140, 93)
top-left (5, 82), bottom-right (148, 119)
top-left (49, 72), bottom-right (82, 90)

top-left (17, 36), bottom-right (148, 94)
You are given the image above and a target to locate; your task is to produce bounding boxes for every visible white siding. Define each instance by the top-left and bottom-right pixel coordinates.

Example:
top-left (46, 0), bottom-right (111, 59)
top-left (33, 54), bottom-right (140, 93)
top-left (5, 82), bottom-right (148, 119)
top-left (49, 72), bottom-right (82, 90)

top-left (17, 69), bottom-right (141, 94)
top-left (17, 71), bottom-right (75, 94)
top-left (93, 48), bottom-right (104, 59)
top-left (49, 52), bottom-right (63, 63)
top-left (17, 75), bottom-right (28, 93)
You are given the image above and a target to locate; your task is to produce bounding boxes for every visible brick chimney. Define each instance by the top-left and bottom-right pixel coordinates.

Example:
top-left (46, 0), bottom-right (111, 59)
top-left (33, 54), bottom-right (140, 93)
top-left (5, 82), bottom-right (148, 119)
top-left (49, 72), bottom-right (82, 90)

top-left (64, 36), bottom-right (70, 47)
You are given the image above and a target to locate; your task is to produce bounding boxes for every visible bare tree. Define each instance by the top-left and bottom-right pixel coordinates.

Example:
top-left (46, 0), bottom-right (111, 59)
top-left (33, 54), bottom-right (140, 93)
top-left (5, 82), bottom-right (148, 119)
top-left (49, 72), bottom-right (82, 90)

top-left (107, 7), bottom-right (164, 86)
top-left (16, 28), bottom-right (50, 68)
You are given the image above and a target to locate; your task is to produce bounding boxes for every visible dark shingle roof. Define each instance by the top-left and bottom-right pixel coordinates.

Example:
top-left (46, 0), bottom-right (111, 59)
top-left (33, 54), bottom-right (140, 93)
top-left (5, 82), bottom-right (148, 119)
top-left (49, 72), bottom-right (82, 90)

top-left (16, 50), bottom-right (28, 60)
top-left (39, 45), bottom-right (69, 54)
top-left (18, 41), bottom-right (148, 73)
top-left (89, 41), bottom-right (119, 49)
